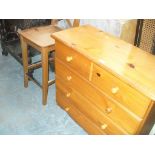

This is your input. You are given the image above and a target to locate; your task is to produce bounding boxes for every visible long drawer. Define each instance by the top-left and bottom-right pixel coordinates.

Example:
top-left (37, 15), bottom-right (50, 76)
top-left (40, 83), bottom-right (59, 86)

top-left (91, 63), bottom-right (151, 118)
top-left (57, 83), bottom-right (128, 135)
top-left (56, 81), bottom-right (128, 135)
top-left (55, 58), bottom-right (143, 120)
top-left (56, 88), bottom-right (106, 135)
top-left (56, 59), bottom-right (142, 134)
top-left (55, 41), bottom-right (91, 80)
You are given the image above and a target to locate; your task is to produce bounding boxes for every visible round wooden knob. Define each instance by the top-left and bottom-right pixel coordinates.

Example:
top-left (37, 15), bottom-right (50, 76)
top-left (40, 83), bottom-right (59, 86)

top-left (101, 124), bottom-right (108, 130)
top-left (111, 87), bottom-right (119, 94)
top-left (105, 107), bottom-right (112, 114)
top-left (66, 56), bottom-right (73, 62)
top-left (66, 92), bottom-right (71, 97)
top-left (67, 76), bottom-right (72, 81)
top-left (65, 107), bottom-right (70, 112)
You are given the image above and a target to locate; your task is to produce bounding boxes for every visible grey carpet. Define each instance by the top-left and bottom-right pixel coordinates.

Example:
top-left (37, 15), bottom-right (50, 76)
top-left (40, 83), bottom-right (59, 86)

top-left (0, 46), bottom-right (87, 135)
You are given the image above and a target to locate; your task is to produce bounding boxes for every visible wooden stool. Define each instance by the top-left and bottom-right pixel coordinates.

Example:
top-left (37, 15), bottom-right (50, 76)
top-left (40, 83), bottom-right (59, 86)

top-left (19, 20), bottom-right (80, 105)
top-left (19, 25), bottom-right (61, 105)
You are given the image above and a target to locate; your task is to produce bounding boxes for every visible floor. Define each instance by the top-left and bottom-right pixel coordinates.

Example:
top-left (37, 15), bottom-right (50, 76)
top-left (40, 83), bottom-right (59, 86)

top-left (0, 46), bottom-right (87, 135)
top-left (0, 45), bottom-right (155, 135)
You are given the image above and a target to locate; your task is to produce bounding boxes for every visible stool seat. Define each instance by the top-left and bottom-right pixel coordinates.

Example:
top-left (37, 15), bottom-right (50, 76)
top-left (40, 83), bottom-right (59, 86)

top-left (19, 25), bottom-right (61, 105)
top-left (20, 25), bottom-right (62, 48)
top-left (19, 19), bottom-right (80, 105)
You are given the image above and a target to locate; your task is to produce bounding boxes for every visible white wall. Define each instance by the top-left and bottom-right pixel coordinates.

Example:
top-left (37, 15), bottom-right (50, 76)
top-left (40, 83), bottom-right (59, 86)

top-left (58, 19), bottom-right (130, 37)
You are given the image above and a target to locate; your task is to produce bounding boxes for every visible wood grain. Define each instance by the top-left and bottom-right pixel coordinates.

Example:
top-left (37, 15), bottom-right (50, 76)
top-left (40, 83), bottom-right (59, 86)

top-left (19, 19), bottom-right (80, 105)
top-left (56, 88), bottom-right (106, 135)
top-left (56, 81), bottom-right (127, 135)
top-left (120, 20), bottom-right (137, 44)
top-left (55, 41), bottom-right (91, 80)
top-left (52, 25), bottom-right (155, 101)
top-left (56, 59), bottom-right (141, 134)
top-left (91, 63), bottom-right (151, 118)
top-left (54, 25), bottom-right (155, 134)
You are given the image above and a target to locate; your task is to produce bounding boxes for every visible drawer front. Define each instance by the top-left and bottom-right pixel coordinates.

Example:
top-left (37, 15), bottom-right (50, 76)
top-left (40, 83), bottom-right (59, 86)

top-left (56, 80), bottom-right (128, 135)
top-left (91, 63), bottom-right (150, 118)
top-left (57, 75), bottom-right (141, 134)
top-left (56, 59), bottom-right (142, 134)
top-left (55, 41), bottom-right (91, 79)
top-left (56, 88), bottom-right (106, 135)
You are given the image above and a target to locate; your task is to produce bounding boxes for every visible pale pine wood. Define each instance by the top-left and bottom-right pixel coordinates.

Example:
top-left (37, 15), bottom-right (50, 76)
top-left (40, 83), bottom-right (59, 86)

top-left (52, 25), bottom-right (155, 101)
top-left (66, 19), bottom-right (80, 27)
top-left (55, 59), bottom-right (141, 134)
top-left (73, 19), bottom-right (80, 27)
top-left (91, 63), bottom-right (150, 118)
top-left (53, 25), bottom-right (155, 134)
top-left (120, 20), bottom-right (137, 44)
top-left (55, 40), bottom-right (91, 79)
top-left (19, 19), bottom-right (80, 105)
top-left (55, 41), bottom-right (150, 118)
top-left (66, 19), bottom-right (72, 27)
top-left (55, 41), bottom-right (151, 118)
top-left (56, 82), bottom-right (128, 135)
top-left (56, 89), bottom-right (106, 135)
top-left (19, 25), bottom-right (61, 48)
top-left (41, 48), bottom-right (49, 105)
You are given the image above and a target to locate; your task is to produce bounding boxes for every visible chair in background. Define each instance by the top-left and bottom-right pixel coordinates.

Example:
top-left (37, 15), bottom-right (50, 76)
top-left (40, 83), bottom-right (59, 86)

top-left (19, 19), bottom-right (80, 105)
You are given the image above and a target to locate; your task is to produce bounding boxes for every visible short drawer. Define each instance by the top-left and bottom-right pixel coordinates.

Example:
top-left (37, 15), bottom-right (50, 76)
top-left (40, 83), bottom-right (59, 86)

top-left (56, 59), bottom-right (143, 134)
top-left (55, 41), bottom-right (91, 79)
top-left (56, 79), bottom-right (131, 135)
top-left (91, 63), bottom-right (151, 118)
top-left (57, 75), bottom-right (141, 134)
top-left (56, 88), bottom-right (106, 135)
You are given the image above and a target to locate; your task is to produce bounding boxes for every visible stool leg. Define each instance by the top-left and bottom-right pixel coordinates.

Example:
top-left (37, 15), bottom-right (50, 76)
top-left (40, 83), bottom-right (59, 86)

top-left (20, 36), bottom-right (29, 87)
top-left (41, 49), bottom-right (49, 105)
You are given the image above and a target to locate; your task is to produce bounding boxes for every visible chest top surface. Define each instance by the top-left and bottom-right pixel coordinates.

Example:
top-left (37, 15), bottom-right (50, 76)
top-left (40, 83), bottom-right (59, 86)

top-left (52, 25), bottom-right (155, 101)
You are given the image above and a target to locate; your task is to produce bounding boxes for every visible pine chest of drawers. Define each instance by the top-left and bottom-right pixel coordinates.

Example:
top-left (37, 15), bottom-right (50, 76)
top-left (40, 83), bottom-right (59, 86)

top-left (52, 25), bottom-right (155, 135)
